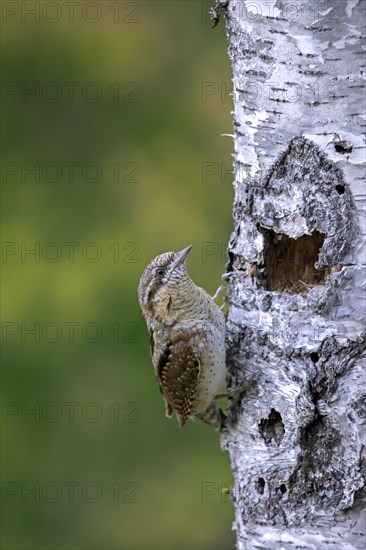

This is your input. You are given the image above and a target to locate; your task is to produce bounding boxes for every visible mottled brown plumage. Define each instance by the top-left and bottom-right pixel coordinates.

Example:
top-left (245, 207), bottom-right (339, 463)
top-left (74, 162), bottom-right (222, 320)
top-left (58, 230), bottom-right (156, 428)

top-left (158, 336), bottom-right (200, 426)
top-left (138, 246), bottom-right (226, 429)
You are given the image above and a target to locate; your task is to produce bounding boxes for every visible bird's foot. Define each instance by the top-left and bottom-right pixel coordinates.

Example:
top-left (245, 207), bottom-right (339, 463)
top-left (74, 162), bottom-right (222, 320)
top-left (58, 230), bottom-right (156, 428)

top-left (212, 284), bottom-right (227, 310)
top-left (215, 375), bottom-right (256, 411)
top-left (196, 403), bottom-right (226, 431)
top-left (226, 376), bottom-right (256, 411)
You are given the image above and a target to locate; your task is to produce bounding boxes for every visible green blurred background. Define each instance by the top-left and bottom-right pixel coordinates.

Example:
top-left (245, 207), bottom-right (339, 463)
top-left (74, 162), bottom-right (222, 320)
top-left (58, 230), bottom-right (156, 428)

top-left (1, 1), bottom-right (234, 548)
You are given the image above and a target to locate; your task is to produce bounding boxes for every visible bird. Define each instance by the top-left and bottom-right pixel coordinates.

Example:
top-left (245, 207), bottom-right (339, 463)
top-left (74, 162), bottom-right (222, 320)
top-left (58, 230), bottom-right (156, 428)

top-left (138, 245), bottom-right (226, 430)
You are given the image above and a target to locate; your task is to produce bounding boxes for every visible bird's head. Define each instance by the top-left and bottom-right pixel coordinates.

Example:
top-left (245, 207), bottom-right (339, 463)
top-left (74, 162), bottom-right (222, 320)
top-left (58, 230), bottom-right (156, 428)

top-left (138, 245), bottom-right (193, 324)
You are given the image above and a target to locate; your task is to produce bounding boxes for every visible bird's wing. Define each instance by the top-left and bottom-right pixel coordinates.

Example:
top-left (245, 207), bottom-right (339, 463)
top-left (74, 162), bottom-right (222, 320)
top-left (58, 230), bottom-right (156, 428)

top-left (156, 337), bottom-right (200, 427)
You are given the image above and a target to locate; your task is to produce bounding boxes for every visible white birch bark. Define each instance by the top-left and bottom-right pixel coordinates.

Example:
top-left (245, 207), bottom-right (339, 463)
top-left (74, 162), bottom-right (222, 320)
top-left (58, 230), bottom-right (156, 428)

top-left (219, 1), bottom-right (366, 548)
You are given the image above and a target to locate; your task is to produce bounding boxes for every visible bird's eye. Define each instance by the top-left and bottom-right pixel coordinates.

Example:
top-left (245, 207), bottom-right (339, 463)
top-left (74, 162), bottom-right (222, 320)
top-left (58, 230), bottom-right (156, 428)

top-left (156, 268), bottom-right (164, 276)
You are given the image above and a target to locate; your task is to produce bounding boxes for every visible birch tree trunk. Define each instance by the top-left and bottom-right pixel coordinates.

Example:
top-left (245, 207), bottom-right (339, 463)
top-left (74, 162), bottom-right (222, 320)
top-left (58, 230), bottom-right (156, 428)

top-left (219, 1), bottom-right (366, 548)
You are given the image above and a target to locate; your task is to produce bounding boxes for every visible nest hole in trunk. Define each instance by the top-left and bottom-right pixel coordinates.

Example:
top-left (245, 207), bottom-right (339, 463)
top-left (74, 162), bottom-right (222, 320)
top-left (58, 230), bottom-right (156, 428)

top-left (261, 229), bottom-right (327, 295)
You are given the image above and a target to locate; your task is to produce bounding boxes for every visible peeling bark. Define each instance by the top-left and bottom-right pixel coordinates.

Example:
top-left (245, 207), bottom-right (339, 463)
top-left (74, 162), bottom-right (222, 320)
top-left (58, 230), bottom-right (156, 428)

top-left (219, 1), bottom-right (366, 548)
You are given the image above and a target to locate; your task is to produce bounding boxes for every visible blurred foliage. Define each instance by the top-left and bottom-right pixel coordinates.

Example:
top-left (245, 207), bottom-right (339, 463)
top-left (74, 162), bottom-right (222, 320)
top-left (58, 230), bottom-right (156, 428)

top-left (1, 1), bottom-right (235, 548)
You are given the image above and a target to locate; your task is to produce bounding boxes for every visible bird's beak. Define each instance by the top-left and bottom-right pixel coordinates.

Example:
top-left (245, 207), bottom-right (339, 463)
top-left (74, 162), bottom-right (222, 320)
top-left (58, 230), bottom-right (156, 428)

top-left (171, 245), bottom-right (192, 270)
